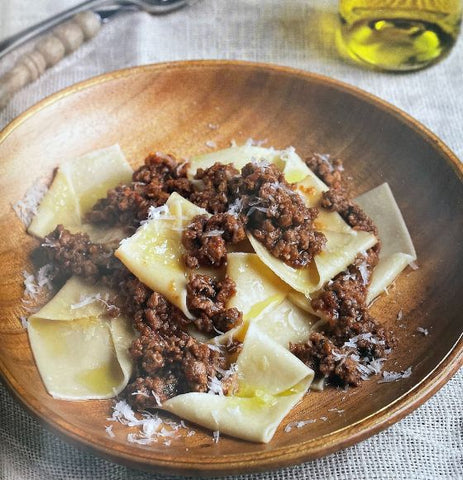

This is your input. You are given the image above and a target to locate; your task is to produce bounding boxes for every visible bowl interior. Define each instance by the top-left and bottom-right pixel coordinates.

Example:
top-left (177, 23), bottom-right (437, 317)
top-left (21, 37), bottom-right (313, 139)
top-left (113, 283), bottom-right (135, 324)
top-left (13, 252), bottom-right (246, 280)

top-left (0, 61), bottom-right (461, 475)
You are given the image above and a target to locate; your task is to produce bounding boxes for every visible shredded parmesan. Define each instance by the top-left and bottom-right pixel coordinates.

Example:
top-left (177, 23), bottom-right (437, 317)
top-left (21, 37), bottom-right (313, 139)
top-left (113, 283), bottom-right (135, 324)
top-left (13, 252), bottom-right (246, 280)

top-left (378, 366), bottom-right (412, 383)
top-left (227, 197), bottom-right (243, 216)
top-left (284, 419), bottom-right (316, 432)
top-left (20, 316), bottom-right (29, 329)
top-left (409, 261), bottom-right (419, 271)
top-left (245, 138), bottom-right (268, 147)
top-left (105, 425), bottom-right (115, 438)
top-left (205, 140), bottom-right (217, 149)
top-left (22, 266), bottom-right (54, 300)
top-left (142, 204), bottom-right (171, 224)
top-left (70, 293), bottom-right (101, 310)
top-left (357, 261), bottom-right (369, 285)
top-left (208, 362), bottom-right (237, 396)
top-left (314, 153), bottom-right (334, 172)
top-left (416, 327), bottom-right (429, 336)
top-left (212, 430), bottom-right (220, 443)
top-left (207, 376), bottom-right (225, 396)
top-left (108, 399), bottom-right (194, 445)
top-left (208, 123), bottom-right (219, 130)
top-left (327, 408), bottom-right (345, 414)
top-left (12, 178), bottom-right (48, 226)
top-left (203, 229), bottom-right (224, 237)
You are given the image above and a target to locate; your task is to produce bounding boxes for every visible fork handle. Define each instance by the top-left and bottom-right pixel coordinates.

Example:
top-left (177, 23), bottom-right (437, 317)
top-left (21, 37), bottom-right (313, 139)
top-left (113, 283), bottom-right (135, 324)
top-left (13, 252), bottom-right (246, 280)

top-left (0, 11), bottom-right (102, 109)
top-left (0, 0), bottom-right (112, 60)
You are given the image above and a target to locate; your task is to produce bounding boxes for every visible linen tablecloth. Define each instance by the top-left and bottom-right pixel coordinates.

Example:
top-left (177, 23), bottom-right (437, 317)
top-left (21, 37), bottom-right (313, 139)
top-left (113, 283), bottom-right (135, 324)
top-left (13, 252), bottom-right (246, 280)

top-left (0, 1), bottom-right (462, 479)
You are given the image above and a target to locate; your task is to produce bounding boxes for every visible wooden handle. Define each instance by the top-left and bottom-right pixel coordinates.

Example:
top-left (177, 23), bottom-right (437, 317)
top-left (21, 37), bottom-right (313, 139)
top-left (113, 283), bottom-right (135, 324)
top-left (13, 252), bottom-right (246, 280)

top-left (0, 11), bottom-right (101, 109)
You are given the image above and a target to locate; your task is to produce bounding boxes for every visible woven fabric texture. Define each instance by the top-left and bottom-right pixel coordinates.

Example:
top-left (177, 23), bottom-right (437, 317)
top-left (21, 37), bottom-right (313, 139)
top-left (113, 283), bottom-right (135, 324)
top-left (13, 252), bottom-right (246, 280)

top-left (0, 1), bottom-right (462, 479)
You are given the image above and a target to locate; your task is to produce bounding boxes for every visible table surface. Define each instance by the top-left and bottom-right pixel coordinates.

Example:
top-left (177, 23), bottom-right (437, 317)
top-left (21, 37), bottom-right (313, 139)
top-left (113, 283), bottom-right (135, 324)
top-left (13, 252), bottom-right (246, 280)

top-left (0, 1), bottom-right (462, 479)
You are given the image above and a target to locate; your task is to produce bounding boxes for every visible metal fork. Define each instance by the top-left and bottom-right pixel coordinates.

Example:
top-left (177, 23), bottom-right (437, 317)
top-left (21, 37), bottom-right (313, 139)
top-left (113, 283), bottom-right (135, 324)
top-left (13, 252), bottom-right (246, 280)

top-left (0, 0), bottom-right (188, 108)
top-left (0, 0), bottom-right (188, 60)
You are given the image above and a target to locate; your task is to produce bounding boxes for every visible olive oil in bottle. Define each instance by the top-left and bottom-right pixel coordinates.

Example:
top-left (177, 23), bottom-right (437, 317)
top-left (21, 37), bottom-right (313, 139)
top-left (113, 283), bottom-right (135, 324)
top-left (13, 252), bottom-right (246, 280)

top-left (338, 0), bottom-right (462, 71)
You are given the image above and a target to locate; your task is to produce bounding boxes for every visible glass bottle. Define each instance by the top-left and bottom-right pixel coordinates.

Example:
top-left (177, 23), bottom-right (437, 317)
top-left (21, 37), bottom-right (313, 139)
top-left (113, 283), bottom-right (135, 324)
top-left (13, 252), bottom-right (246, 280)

top-left (338, 0), bottom-right (463, 71)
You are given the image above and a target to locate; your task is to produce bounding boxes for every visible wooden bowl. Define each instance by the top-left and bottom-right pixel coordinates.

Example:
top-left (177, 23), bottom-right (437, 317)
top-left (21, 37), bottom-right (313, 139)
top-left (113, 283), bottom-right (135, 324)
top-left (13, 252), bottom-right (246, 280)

top-left (0, 61), bottom-right (461, 476)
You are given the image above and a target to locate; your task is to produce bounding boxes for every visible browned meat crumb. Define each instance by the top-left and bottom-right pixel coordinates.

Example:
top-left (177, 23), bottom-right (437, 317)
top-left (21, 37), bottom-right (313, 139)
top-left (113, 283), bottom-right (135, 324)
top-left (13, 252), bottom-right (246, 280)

top-left (121, 275), bottom-right (233, 410)
top-left (289, 155), bottom-right (395, 386)
top-left (290, 332), bottom-right (361, 386)
top-left (132, 152), bottom-right (189, 186)
top-left (305, 153), bottom-right (345, 187)
top-left (190, 162), bottom-right (240, 213)
top-left (186, 274), bottom-right (242, 333)
top-left (87, 152), bottom-right (192, 228)
top-left (127, 374), bottom-right (180, 409)
top-left (128, 327), bottom-right (228, 408)
top-left (121, 278), bottom-right (189, 334)
top-left (33, 146), bottom-right (400, 409)
top-left (182, 213), bottom-right (246, 269)
top-left (321, 187), bottom-right (378, 235)
top-left (237, 162), bottom-right (326, 268)
top-left (37, 225), bottom-right (123, 284)
top-left (305, 153), bottom-right (378, 236)
top-left (291, 249), bottom-right (394, 386)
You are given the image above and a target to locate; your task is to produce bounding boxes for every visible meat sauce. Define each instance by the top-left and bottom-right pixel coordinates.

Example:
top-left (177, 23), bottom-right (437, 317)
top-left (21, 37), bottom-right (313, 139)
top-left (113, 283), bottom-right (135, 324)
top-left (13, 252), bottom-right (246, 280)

top-left (34, 149), bottom-right (394, 407)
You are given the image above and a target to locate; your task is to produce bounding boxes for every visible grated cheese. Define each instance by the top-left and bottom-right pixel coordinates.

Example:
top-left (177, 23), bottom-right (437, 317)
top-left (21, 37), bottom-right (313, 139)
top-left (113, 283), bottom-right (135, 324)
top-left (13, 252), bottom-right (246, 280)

top-left (108, 399), bottom-right (194, 445)
top-left (20, 316), bottom-right (29, 329)
top-left (284, 419), bottom-right (316, 432)
top-left (416, 327), bottom-right (429, 336)
top-left (203, 229), bottom-right (224, 237)
top-left (205, 140), bottom-right (217, 149)
top-left (23, 266), bottom-right (53, 300)
top-left (105, 425), bottom-right (115, 438)
top-left (70, 293), bottom-right (101, 310)
top-left (141, 204), bottom-right (171, 224)
top-left (409, 261), bottom-right (419, 271)
top-left (207, 376), bottom-right (224, 396)
top-left (378, 366), bottom-right (412, 383)
top-left (12, 178), bottom-right (48, 226)
top-left (212, 430), bottom-right (220, 443)
top-left (327, 408), bottom-right (345, 414)
top-left (245, 138), bottom-right (268, 147)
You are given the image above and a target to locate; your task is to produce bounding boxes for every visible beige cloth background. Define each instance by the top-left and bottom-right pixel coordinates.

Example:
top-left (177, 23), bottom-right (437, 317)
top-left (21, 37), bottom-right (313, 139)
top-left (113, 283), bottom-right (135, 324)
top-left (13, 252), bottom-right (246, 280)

top-left (0, 1), bottom-right (462, 479)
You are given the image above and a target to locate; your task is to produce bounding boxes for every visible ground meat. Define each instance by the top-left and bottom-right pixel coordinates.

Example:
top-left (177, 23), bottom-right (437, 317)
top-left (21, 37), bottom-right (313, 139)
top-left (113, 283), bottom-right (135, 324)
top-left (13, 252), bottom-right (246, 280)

top-left (291, 247), bottom-right (394, 386)
top-left (128, 324), bottom-right (228, 409)
top-left (305, 153), bottom-right (378, 236)
top-left (126, 374), bottom-right (180, 409)
top-left (186, 274), bottom-right (242, 334)
top-left (36, 225), bottom-right (123, 285)
top-left (87, 152), bottom-right (192, 228)
top-left (182, 340), bottom-right (225, 392)
top-left (189, 163), bottom-right (240, 213)
top-left (85, 183), bottom-right (157, 229)
top-left (305, 153), bottom-right (345, 187)
top-left (120, 274), bottom-right (233, 410)
top-left (132, 152), bottom-right (189, 186)
top-left (290, 332), bottom-right (361, 386)
top-left (237, 162), bottom-right (326, 268)
top-left (321, 187), bottom-right (378, 235)
top-left (182, 213), bottom-right (246, 269)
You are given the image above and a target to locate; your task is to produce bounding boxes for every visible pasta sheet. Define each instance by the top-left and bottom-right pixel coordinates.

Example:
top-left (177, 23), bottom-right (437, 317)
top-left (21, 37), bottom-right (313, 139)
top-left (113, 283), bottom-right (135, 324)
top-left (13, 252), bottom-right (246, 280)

top-left (355, 183), bottom-right (417, 304)
top-left (115, 193), bottom-right (208, 318)
top-left (27, 277), bottom-right (135, 400)
top-left (28, 144), bottom-right (132, 241)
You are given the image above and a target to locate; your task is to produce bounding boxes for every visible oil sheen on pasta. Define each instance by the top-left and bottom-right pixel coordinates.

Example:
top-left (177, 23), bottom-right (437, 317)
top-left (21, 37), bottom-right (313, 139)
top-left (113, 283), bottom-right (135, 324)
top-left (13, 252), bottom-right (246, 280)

top-left (338, 0), bottom-right (462, 71)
